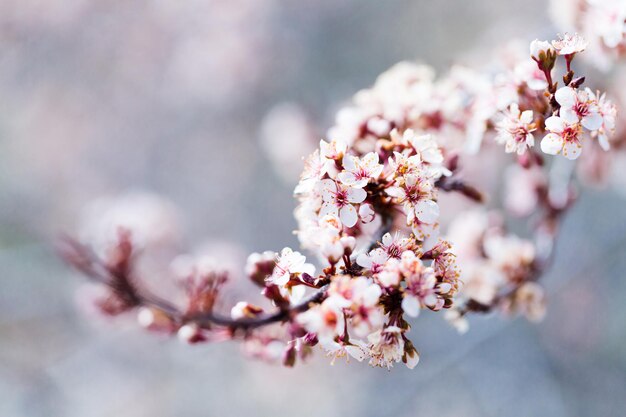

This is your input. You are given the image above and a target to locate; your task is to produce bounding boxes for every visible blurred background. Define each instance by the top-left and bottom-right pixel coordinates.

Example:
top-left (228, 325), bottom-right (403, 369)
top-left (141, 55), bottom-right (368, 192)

top-left (1, 1), bottom-right (625, 416)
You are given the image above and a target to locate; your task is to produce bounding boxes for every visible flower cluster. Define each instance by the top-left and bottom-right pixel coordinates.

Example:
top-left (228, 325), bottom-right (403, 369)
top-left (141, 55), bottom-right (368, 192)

top-left (61, 25), bottom-right (620, 372)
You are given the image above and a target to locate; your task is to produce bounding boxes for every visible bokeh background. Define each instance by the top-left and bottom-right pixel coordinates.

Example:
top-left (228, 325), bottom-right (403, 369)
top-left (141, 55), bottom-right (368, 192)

top-left (2, 1), bottom-right (626, 416)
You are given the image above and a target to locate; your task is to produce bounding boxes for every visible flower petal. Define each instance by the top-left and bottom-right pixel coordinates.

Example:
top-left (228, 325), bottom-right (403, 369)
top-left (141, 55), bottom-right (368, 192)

top-left (339, 204), bottom-right (358, 227)
top-left (582, 113), bottom-right (603, 131)
top-left (347, 187), bottom-right (367, 203)
top-left (555, 87), bottom-right (576, 107)
top-left (320, 201), bottom-right (339, 218)
top-left (401, 295), bottom-right (420, 317)
top-left (540, 133), bottom-right (563, 155)
top-left (337, 171), bottom-right (357, 186)
top-left (414, 200), bottom-right (440, 224)
top-left (562, 140), bottom-right (582, 160)
top-left (560, 108), bottom-right (580, 125)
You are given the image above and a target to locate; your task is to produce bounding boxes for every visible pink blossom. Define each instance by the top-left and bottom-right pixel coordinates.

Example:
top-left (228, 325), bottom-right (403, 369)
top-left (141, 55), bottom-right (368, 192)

top-left (338, 152), bottom-right (384, 188)
top-left (319, 179), bottom-right (367, 227)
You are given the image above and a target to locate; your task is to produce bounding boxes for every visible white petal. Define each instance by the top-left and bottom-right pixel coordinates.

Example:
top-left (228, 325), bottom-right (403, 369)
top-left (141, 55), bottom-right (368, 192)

top-left (273, 271), bottom-right (290, 286)
top-left (356, 253), bottom-right (373, 268)
top-left (337, 171), bottom-right (357, 186)
top-left (540, 133), bottom-right (563, 155)
top-left (345, 345), bottom-right (367, 362)
top-left (362, 152), bottom-right (379, 169)
top-left (544, 116), bottom-right (565, 133)
top-left (555, 87), bottom-right (576, 107)
top-left (341, 154), bottom-right (357, 171)
top-left (362, 284), bottom-right (382, 305)
top-left (401, 295), bottom-right (420, 317)
top-left (598, 134), bottom-right (610, 151)
top-left (582, 113), bottom-right (603, 131)
top-left (319, 201), bottom-right (339, 218)
top-left (386, 187), bottom-right (406, 199)
top-left (560, 108), bottom-right (580, 125)
top-left (346, 187), bottom-right (367, 203)
top-left (319, 179), bottom-right (337, 196)
top-left (562, 140), bottom-right (582, 160)
top-left (339, 205), bottom-right (358, 227)
top-left (405, 351), bottom-right (420, 369)
top-left (289, 285), bottom-right (306, 304)
top-left (520, 110), bottom-right (534, 124)
top-left (414, 200), bottom-right (440, 224)
top-left (382, 233), bottom-right (392, 246)
top-left (358, 203), bottom-right (375, 223)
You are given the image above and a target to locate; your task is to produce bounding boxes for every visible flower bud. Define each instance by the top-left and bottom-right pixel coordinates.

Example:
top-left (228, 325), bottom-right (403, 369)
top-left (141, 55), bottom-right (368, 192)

top-left (177, 324), bottom-right (207, 344)
top-left (230, 302), bottom-right (263, 320)
top-left (530, 39), bottom-right (556, 71)
top-left (137, 307), bottom-right (174, 332)
top-left (245, 251), bottom-right (276, 287)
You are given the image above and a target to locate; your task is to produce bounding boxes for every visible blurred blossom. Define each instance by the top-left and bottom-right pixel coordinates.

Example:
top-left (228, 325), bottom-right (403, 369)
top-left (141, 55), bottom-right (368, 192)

top-left (260, 103), bottom-right (318, 184)
top-left (79, 192), bottom-right (181, 255)
top-left (504, 165), bottom-right (544, 216)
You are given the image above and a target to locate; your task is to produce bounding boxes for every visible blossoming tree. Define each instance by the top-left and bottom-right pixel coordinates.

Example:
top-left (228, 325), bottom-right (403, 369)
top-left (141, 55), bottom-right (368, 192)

top-left (61, 0), bottom-right (626, 370)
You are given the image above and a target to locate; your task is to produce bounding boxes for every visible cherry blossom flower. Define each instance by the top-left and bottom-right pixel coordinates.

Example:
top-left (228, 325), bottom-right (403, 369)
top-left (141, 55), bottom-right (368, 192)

top-left (390, 129), bottom-right (450, 178)
top-left (267, 247), bottom-right (315, 286)
top-left (376, 257), bottom-right (402, 288)
top-left (386, 174), bottom-right (440, 229)
top-left (555, 87), bottom-right (603, 130)
top-left (296, 296), bottom-right (346, 344)
top-left (294, 150), bottom-right (323, 195)
top-left (341, 278), bottom-right (384, 338)
top-left (495, 103), bottom-right (536, 155)
top-left (541, 115), bottom-right (584, 159)
top-left (552, 33), bottom-right (588, 55)
top-left (319, 179), bottom-right (367, 227)
top-left (320, 338), bottom-right (369, 364)
top-left (588, 89), bottom-right (618, 150)
top-left (502, 282), bottom-right (546, 322)
top-left (399, 251), bottom-right (441, 316)
top-left (368, 326), bottom-right (405, 369)
top-left (338, 152), bottom-right (384, 188)
top-left (380, 232), bottom-right (414, 259)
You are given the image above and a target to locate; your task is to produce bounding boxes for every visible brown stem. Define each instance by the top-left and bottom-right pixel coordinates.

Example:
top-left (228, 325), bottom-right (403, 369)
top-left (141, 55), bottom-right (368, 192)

top-left (58, 236), bottom-right (330, 330)
top-left (435, 177), bottom-right (484, 203)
